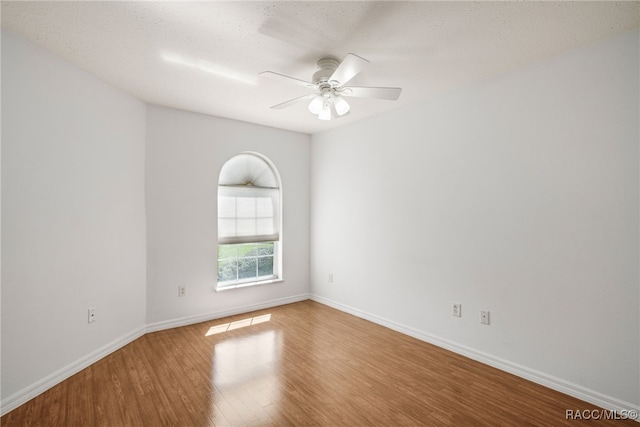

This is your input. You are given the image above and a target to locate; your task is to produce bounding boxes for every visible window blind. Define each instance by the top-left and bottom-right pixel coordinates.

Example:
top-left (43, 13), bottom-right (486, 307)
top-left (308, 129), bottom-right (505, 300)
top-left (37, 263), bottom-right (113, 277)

top-left (218, 185), bottom-right (280, 244)
top-left (218, 153), bottom-right (281, 244)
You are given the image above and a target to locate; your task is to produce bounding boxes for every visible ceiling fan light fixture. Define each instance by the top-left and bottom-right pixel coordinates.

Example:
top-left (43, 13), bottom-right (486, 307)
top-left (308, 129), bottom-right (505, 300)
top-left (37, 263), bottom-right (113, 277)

top-left (334, 96), bottom-right (350, 116)
top-left (318, 104), bottom-right (332, 121)
top-left (308, 96), bottom-right (323, 114)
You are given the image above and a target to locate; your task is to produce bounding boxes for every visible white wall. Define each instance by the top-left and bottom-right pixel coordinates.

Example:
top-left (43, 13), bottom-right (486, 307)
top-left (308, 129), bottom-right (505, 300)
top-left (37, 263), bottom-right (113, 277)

top-left (145, 106), bottom-right (310, 327)
top-left (0, 31), bottom-right (311, 413)
top-left (1, 31), bottom-right (147, 404)
top-left (310, 30), bottom-right (639, 409)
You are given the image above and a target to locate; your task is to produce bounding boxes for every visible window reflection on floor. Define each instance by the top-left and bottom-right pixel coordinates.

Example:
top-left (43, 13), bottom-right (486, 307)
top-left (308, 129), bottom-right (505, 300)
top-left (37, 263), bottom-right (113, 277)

top-left (208, 322), bottom-right (283, 425)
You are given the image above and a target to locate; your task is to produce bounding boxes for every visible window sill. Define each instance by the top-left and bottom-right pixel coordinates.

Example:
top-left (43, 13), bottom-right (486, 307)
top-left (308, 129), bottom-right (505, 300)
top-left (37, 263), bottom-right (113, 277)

top-left (215, 278), bottom-right (284, 292)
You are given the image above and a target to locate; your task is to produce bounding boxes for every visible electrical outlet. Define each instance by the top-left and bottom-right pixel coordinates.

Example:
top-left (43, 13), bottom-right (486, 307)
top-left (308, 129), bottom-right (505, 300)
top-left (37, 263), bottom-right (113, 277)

top-left (480, 310), bottom-right (490, 325)
top-left (88, 307), bottom-right (96, 323)
top-left (178, 286), bottom-right (186, 297)
top-left (452, 303), bottom-right (462, 317)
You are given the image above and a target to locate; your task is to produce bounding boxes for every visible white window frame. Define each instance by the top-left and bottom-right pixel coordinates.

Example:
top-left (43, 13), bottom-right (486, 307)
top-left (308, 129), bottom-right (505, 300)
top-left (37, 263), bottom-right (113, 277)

top-left (216, 152), bottom-right (283, 291)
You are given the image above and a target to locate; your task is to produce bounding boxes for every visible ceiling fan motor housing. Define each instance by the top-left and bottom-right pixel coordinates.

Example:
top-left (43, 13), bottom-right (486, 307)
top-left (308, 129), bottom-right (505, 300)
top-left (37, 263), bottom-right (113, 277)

top-left (313, 58), bottom-right (340, 85)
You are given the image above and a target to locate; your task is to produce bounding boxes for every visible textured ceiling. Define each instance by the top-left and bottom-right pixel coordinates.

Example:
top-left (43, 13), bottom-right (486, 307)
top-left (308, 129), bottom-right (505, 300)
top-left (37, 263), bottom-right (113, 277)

top-left (2, 1), bottom-right (638, 134)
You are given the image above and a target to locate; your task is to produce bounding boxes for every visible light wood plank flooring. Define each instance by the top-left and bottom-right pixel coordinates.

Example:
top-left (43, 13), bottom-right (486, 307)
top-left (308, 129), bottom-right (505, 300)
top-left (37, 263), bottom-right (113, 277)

top-left (2, 300), bottom-right (634, 426)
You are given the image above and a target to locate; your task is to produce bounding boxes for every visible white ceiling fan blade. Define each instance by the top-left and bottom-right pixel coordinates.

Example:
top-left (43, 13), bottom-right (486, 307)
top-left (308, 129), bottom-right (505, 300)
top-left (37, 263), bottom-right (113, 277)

top-left (342, 86), bottom-right (402, 101)
top-left (329, 53), bottom-right (369, 86)
top-left (259, 71), bottom-right (315, 89)
top-left (270, 93), bottom-right (317, 110)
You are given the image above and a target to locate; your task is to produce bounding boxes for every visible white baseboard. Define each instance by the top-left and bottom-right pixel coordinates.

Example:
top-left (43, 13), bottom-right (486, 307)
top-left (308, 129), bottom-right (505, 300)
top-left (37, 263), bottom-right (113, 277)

top-left (146, 293), bottom-right (310, 333)
top-left (1, 293), bottom-right (310, 417)
top-left (310, 294), bottom-right (640, 420)
top-left (4, 293), bottom-right (637, 422)
top-left (1, 326), bottom-right (146, 416)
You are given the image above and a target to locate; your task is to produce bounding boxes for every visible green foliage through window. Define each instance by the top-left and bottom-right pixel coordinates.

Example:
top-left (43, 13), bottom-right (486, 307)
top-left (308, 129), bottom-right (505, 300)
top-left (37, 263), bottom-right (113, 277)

top-left (217, 242), bottom-right (275, 284)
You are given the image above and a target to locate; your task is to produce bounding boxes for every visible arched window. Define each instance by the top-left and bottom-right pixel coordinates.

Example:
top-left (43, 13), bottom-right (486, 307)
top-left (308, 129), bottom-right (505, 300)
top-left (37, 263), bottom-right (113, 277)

top-left (217, 152), bottom-right (282, 290)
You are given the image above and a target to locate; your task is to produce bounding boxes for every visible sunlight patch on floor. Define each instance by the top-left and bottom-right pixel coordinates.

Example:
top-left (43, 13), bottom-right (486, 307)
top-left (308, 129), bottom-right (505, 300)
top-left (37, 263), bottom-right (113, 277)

top-left (205, 314), bottom-right (272, 336)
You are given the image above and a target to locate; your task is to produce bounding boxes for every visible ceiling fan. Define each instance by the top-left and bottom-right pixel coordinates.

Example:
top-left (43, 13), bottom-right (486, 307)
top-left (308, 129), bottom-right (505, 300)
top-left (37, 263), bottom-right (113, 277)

top-left (260, 53), bottom-right (402, 121)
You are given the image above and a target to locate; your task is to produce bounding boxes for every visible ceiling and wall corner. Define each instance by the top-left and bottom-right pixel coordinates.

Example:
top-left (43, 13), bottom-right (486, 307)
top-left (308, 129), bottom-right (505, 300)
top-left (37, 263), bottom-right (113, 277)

top-left (1, 1), bottom-right (638, 134)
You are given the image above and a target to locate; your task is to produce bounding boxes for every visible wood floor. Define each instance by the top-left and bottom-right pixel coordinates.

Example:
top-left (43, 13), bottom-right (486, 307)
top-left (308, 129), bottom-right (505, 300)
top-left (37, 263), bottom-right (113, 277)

top-left (2, 300), bottom-right (634, 426)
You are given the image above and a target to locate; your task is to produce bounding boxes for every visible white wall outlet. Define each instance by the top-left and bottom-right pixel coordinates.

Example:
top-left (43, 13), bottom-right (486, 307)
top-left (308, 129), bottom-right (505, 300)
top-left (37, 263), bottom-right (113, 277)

top-left (480, 310), bottom-right (490, 325)
top-left (88, 307), bottom-right (96, 323)
top-left (328, 273), bottom-right (333, 283)
top-left (452, 303), bottom-right (462, 317)
top-left (178, 286), bottom-right (186, 297)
